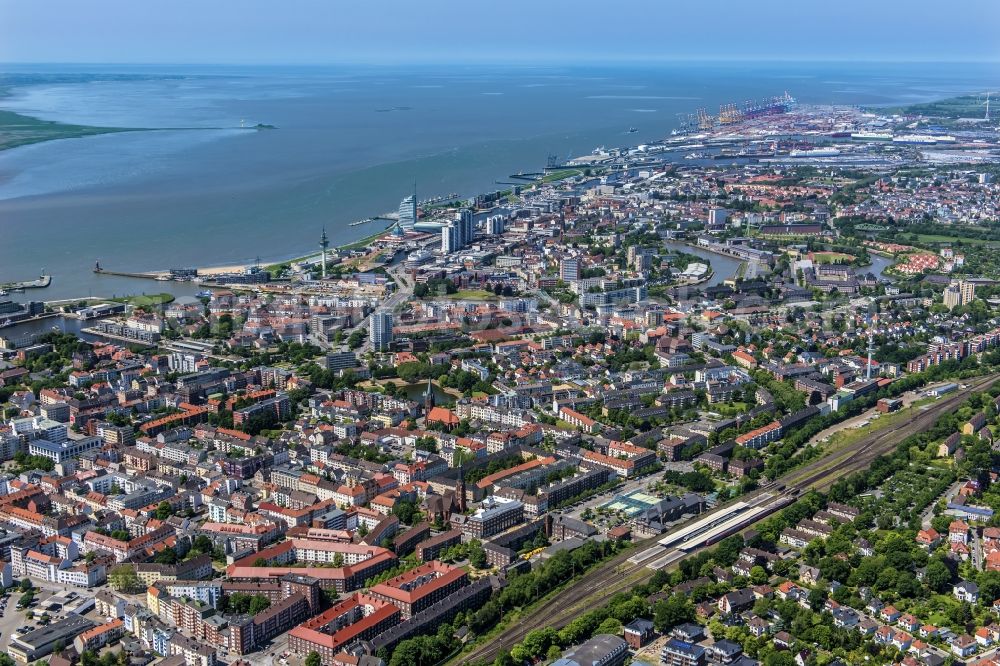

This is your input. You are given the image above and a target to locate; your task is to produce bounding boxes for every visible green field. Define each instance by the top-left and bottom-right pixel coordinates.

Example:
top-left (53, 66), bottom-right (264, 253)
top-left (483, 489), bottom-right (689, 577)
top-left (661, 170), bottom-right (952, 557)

top-left (110, 293), bottom-right (176, 307)
top-left (340, 227), bottom-right (394, 251)
top-left (876, 95), bottom-right (992, 120)
top-left (0, 109), bottom-right (133, 152)
top-left (264, 226), bottom-right (392, 273)
top-left (811, 251), bottom-right (856, 264)
top-left (911, 234), bottom-right (996, 247)
top-left (541, 168), bottom-right (584, 183)
top-left (816, 398), bottom-right (933, 451)
top-left (447, 289), bottom-right (498, 301)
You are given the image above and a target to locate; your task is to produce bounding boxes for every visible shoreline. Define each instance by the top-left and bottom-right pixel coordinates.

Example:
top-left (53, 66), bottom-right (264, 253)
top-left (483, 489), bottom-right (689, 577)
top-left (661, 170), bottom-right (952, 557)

top-left (676, 240), bottom-right (745, 283)
top-left (2, 79), bottom-right (976, 301)
top-left (674, 266), bottom-right (715, 288)
top-left (0, 108), bottom-right (137, 153)
top-left (89, 224), bottom-right (397, 284)
top-left (0, 108), bottom-right (270, 154)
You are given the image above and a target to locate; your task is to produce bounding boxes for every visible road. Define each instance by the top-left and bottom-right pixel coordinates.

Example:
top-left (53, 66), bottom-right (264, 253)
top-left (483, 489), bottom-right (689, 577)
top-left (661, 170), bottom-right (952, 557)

top-left (921, 481), bottom-right (962, 529)
top-left (355, 262), bottom-right (413, 354)
top-left (973, 529), bottom-right (984, 572)
top-left (451, 373), bottom-right (1000, 665)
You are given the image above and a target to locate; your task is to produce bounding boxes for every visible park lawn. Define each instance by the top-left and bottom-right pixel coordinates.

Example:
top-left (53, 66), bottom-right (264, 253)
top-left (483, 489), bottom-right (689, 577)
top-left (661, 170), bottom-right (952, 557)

top-left (912, 234), bottom-right (995, 246)
top-left (714, 402), bottom-right (749, 417)
top-left (540, 168), bottom-right (584, 183)
top-left (110, 293), bottom-right (175, 307)
top-left (812, 251), bottom-right (856, 264)
top-left (924, 593), bottom-right (964, 630)
top-left (447, 289), bottom-right (498, 301)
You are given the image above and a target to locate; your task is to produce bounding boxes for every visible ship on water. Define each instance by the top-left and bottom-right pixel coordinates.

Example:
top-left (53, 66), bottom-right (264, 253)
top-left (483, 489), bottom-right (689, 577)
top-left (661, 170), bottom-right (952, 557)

top-left (789, 147), bottom-right (841, 157)
top-left (851, 130), bottom-right (894, 141)
top-left (892, 133), bottom-right (956, 144)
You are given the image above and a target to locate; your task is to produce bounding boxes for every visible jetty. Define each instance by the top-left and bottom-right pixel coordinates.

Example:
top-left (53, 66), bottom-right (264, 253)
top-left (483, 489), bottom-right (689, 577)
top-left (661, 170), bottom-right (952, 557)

top-left (93, 263), bottom-right (166, 281)
top-left (0, 274), bottom-right (51, 292)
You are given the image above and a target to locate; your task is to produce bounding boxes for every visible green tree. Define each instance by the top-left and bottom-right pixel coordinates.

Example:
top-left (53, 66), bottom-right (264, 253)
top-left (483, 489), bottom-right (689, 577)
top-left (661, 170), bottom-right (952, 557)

top-left (469, 545), bottom-right (488, 569)
top-left (305, 653), bottom-right (321, 666)
top-left (392, 499), bottom-right (420, 526)
top-left (154, 547), bottom-right (179, 565)
top-left (764, 652), bottom-right (797, 666)
top-left (109, 565), bottom-right (140, 592)
top-left (155, 501), bottom-right (173, 520)
top-left (248, 595), bottom-right (271, 615)
top-left (192, 535), bottom-right (214, 554)
top-left (807, 586), bottom-right (827, 611)
top-left (595, 617), bottom-right (622, 635)
top-left (653, 594), bottom-right (694, 632)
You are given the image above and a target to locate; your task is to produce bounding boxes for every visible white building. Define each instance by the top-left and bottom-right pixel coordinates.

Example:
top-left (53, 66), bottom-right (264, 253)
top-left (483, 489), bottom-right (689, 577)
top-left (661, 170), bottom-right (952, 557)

top-left (398, 194), bottom-right (417, 230)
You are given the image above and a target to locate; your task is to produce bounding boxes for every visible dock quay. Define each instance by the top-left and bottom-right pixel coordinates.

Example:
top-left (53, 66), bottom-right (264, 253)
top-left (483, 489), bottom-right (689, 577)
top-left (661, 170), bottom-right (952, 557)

top-left (93, 266), bottom-right (167, 281)
top-left (0, 274), bottom-right (51, 291)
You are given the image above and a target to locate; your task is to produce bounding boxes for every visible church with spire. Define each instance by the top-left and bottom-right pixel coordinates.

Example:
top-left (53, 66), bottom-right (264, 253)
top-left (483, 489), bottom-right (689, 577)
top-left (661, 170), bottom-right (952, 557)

top-left (423, 377), bottom-right (435, 415)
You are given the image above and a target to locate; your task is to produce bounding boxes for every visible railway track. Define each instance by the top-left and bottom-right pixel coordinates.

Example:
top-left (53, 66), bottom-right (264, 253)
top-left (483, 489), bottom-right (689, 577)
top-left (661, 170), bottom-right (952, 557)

top-left (791, 372), bottom-right (1000, 493)
top-left (453, 374), bottom-right (1000, 665)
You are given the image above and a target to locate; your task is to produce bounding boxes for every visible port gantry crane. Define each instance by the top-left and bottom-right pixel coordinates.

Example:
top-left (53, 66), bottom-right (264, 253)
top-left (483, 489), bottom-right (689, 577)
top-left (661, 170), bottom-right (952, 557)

top-left (696, 107), bottom-right (715, 130)
top-left (719, 103), bottom-right (743, 125)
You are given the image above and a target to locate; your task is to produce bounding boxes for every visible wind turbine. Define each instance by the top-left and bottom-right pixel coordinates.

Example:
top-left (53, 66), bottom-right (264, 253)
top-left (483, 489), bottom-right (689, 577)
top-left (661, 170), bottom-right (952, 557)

top-left (979, 91), bottom-right (994, 122)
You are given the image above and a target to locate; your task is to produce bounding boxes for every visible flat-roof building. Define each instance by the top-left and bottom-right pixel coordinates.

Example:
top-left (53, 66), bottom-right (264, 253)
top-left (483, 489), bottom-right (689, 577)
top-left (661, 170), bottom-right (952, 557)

top-left (8, 615), bottom-right (95, 663)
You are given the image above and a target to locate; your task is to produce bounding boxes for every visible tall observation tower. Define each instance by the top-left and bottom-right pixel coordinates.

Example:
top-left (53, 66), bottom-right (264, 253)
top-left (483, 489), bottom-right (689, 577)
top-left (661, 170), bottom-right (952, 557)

top-left (319, 227), bottom-right (330, 279)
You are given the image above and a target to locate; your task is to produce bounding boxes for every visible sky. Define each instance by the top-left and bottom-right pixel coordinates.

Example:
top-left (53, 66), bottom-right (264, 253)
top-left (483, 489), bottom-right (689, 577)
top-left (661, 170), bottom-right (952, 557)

top-left (1, 0), bottom-right (998, 65)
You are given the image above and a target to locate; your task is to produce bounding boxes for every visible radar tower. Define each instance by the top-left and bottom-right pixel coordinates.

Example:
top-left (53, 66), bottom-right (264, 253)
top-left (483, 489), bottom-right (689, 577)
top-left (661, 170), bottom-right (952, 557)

top-left (319, 227), bottom-right (330, 279)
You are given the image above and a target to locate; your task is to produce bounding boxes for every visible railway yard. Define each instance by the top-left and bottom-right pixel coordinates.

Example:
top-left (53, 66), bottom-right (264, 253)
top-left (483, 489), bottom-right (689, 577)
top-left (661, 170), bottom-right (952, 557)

top-left (453, 372), bottom-right (1000, 666)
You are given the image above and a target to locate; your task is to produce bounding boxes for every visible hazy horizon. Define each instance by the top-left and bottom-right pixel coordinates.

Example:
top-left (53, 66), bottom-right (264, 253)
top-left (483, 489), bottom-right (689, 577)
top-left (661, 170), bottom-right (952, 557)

top-left (3, 58), bottom-right (999, 67)
top-left (2, 0), bottom-right (998, 66)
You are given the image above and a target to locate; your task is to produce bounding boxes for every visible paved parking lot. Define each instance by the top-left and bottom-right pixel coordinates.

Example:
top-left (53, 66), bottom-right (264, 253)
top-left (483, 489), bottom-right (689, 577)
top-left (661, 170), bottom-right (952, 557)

top-left (0, 581), bottom-right (111, 657)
